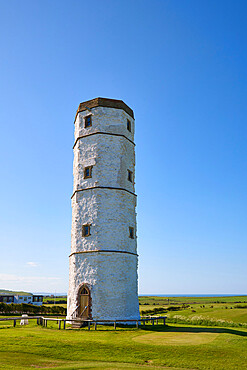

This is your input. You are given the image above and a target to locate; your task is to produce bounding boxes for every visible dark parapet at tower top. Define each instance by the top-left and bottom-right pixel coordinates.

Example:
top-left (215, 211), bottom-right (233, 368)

top-left (75, 97), bottom-right (134, 122)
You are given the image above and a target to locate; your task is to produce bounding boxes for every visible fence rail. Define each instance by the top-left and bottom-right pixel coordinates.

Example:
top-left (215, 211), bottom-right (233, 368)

top-left (0, 315), bottom-right (167, 330)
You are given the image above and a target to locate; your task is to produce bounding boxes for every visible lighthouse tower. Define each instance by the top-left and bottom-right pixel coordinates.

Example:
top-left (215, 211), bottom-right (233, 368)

top-left (67, 97), bottom-right (140, 321)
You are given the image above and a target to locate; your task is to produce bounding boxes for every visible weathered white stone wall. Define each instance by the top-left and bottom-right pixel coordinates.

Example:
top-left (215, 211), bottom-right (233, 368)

top-left (67, 104), bottom-right (139, 321)
top-left (67, 253), bottom-right (139, 320)
top-left (74, 106), bottom-right (135, 145)
top-left (71, 190), bottom-right (137, 254)
top-left (73, 135), bottom-right (135, 193)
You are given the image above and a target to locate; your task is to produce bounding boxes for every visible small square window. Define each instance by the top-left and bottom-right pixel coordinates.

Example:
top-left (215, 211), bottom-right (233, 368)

top-left (82, 224), bottom-right (91, 237)
top-left (127, 119), bottom-right (131, 132)
top-left (84, 166), bottom-right (93, 179)
top-left (84, 115), bottom-right (92, 128)
top-left (129, 227), bottom-right (134, 239)
top-left (127, 170), bottom-right (133, 182)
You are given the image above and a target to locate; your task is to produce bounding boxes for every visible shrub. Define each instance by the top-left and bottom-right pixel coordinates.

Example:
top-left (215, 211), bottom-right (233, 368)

top-left (235, 305), bottom-right (247, 309)
top-left (0, 303), bottom-right (66, 316)
top-left (166, 314), bottom-right (247, 328)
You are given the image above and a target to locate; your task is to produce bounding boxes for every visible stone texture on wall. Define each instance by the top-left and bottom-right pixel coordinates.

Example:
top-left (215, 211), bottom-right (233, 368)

top-left (74, 106), bottom-right (135, 145)
top-left (67, 252), bottom-right (139, 320)
top-left (71, 189), bottom-right (137, 255)
top-left (73, 134), bottom-right (135, 194)
top-left (67, 101), bottom-right (139, 321)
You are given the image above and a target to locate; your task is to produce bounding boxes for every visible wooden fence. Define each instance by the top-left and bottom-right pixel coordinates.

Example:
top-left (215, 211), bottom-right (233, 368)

top-left (0, 315), bottom-right (167, 330)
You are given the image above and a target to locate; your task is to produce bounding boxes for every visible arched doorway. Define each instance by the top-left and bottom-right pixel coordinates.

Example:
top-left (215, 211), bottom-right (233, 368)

top-left (78, 285), bottom-right (90, 319)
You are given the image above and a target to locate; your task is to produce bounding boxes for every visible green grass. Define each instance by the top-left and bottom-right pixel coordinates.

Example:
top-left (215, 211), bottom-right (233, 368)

top-left (166, 305), bottom-right (247, 324)
top-left (1, 320), bottom-right (247, 369)
top-left (43, 297), bottom-right (67, 303)
top-left (139, 295), bottom-right (247, 306)
top-left (0, 289), bottom-right (32, 296)
top-left (1, 295), bottom-right (247, 369)
top-left (139, 296), bottom-right (247, 328)
top-left (44, 303), bottom-right (67, 309)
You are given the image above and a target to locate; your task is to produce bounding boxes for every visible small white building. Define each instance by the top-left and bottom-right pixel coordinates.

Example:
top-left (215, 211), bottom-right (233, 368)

top-left (67, 98), bottom-right (140, 322)
top-left (0, 294), bottom-right (43, 305)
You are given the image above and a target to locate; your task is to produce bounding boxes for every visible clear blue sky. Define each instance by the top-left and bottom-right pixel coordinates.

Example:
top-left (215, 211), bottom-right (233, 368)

top-left (0, 0), bottom-right (246, 294)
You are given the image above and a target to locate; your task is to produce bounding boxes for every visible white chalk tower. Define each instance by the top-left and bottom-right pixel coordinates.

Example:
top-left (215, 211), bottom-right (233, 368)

top-left (67, 97), bottom-right (140, 321)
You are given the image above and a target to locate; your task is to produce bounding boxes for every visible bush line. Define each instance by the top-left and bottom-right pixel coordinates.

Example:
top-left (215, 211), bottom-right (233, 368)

top-left (0, 302), bottom-right (66, 316)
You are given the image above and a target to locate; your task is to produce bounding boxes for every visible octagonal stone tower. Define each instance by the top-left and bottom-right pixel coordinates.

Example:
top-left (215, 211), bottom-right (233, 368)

top-left (67, 97), bottom-right (140, 321)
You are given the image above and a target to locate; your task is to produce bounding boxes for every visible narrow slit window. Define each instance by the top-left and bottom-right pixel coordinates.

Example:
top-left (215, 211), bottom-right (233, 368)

top-left (84, 166), bottom-right (93, 179)
top-left (127, 169), bottom-right (133, 182)
top-left (127, 119), bottom-right (131, 132)
top-left (84, 115), bottom-right (92, 128)
top-left (82, 224), bottom-right (90, 237)
top-left (129, 227), bottom-right (134, 239)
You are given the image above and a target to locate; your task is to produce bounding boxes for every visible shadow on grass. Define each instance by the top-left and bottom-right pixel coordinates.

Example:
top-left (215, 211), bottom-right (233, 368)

top-left (141, 324), bottom-right (247, 337)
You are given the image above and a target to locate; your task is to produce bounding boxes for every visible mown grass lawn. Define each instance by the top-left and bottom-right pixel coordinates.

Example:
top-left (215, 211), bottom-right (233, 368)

top-left (0, 320), bottom-right (247, 369)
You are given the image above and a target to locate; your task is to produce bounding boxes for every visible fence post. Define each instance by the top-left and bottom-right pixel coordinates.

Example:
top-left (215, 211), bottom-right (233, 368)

top-left (94, 321), bottom-right (97, 330)
top-left (156, 319), bottom-right (158, 325)
top-left (13, 319), bottom-right (16, 327)
top-left (88, 321), bottom-right (90, 331)
top-left (58, 320), bottom-right (61, 330)
top-left (152, 319), bottom-right (154, 326)
top-left (136, 321), bottom-right (139, 329)
top-left (63, 320), bottom-right (66, 329)
top-left (114, 321), bottom-right (116, 330)
top-left (163, 318), bottom-right (166, 325)
top-left (143, 320), bottom-right (145, 326)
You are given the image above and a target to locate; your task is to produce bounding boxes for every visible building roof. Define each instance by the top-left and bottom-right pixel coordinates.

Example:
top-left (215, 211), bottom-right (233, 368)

top-left (75, 97), bottom-right (134, 122)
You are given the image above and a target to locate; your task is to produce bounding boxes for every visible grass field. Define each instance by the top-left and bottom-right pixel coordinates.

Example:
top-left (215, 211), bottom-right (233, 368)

top-left (0, 320), bottom-right (247, 369)
top-left (1, 296), bottom-right (247, 369)
top-left (139, 296), bottom-right (247, 328)
top-left (139, 295), bottom-right (247, 305)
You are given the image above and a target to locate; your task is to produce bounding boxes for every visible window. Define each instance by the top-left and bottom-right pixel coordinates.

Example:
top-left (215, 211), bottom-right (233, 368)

top-left (82, 224), bottom-right (91, 237)
top-left (84, 166), bottom-right (93, 179)
top-left (24, 297), bottom-right (27, 301)
top-left (81, 287), bottom-right (89, 295)
top-left (127, 169), bottom-right (133, 182)
top-left (33, 297), bottom-right (38, 302)
top-left (127, 119), bottom-right (131, 132)
top-left (84, 115), bottom-right (92, 128)
top-left (129, 227), bottom-right (134, 239)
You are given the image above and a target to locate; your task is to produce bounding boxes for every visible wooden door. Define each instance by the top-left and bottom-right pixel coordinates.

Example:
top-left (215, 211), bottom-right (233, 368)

top-left (80, 293), bottom-right (89, 318)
